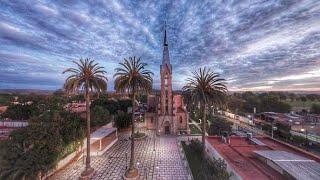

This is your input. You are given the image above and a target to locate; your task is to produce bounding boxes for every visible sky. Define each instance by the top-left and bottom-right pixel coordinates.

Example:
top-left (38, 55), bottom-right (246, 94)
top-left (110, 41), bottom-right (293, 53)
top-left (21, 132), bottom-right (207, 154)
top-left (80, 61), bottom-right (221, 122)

top-left (0, 0), bottom-right (319, 91)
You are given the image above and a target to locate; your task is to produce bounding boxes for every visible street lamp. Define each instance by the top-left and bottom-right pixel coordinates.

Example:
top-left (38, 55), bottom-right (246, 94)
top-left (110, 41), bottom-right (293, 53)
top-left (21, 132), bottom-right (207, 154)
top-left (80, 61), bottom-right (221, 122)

top-left (300, 128), bottom-right (308, 149)
top-left (252, 107), bottom-right (256, 124)
top-left (271, 123), bottom-right (277, 139)
top-left (211, 105), bottom-right (214, 115)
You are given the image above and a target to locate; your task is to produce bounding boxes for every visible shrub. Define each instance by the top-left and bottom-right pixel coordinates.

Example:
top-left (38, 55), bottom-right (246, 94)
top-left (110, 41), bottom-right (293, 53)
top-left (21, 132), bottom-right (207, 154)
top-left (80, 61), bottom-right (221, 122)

top-left (182, 140), bottom-right (230, 180)
top-left (190, 139), bottom-right (203, 153)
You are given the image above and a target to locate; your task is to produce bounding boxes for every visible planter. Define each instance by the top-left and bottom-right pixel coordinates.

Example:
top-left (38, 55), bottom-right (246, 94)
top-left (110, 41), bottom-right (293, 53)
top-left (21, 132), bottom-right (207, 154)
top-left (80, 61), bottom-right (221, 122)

top-left (131, 132), bottom-right (147, 141)
top-left (123, 168), bottom-right (139, 180)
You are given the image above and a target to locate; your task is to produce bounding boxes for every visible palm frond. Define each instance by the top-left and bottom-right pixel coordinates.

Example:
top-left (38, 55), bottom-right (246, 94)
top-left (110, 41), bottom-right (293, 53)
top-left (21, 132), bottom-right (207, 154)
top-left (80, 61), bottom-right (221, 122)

top-left (182, 67), bottom-right (227, 106)
top-left (62, 58), bottom-right (108, 95)
top-left (114, 56), bottom-right (153, 94)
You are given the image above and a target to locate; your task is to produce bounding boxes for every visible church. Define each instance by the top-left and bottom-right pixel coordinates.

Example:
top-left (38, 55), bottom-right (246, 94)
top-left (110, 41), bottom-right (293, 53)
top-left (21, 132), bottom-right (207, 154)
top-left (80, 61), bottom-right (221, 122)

top-left (145, 26), bottom-right (190, 135)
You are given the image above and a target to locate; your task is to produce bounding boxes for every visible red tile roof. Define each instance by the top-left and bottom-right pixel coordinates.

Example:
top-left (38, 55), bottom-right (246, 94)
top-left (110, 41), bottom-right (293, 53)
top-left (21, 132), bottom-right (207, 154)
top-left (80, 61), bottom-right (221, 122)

top-left (206, 136), bottom-right (320, 180)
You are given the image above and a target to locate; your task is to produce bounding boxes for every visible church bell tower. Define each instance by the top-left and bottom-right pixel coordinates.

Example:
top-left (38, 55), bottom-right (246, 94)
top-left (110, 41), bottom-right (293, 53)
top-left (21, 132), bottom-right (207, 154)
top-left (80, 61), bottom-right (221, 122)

top-left (160, 24), bottom-right (173, 116)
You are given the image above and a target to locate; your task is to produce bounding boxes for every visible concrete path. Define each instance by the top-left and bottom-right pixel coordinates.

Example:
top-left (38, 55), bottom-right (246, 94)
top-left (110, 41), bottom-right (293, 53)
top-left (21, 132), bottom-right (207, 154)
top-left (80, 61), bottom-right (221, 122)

top-left (49, 130), bottom-right (190, 180)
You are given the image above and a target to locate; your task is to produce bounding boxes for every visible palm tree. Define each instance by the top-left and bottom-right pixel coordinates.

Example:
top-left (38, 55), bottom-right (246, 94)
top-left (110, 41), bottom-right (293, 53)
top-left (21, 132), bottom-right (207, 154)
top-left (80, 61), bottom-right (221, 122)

top-left (114, 56), bottom-right (153, 178)
top-left (63, 58), bottom-right (107, 177)
top-left (183, 67), bottom-right (227, 154)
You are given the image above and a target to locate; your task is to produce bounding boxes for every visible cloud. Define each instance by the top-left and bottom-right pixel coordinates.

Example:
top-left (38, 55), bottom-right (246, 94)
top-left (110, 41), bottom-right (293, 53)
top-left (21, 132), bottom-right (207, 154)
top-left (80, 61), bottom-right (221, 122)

top-left (0, 0), bottom-right (319, 91)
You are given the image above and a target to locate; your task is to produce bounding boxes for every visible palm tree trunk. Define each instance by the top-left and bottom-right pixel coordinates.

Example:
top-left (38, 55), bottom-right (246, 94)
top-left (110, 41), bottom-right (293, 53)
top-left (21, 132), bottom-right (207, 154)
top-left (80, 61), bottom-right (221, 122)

top-left (85, 86), bottom-right (91, 171)
top-left (202, 103), bottom-right (207, 155)
top-left (129, 91), bottom-right (136, 171)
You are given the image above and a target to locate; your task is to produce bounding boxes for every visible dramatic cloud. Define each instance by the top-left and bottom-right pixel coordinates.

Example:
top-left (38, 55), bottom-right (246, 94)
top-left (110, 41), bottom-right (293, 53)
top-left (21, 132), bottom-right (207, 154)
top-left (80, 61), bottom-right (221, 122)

top-left (0, 0), bottom-right (319, 91)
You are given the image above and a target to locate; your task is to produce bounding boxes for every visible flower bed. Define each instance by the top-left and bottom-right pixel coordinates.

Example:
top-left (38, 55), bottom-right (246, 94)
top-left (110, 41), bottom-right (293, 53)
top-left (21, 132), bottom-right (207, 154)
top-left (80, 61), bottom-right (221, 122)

top-left (181, 140), bottom-right (230, 180)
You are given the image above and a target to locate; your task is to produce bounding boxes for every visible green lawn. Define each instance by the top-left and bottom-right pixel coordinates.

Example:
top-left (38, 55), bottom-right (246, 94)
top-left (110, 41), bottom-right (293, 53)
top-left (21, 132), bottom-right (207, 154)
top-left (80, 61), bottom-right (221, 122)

top-left (189, 124), bottom-right (202, 134)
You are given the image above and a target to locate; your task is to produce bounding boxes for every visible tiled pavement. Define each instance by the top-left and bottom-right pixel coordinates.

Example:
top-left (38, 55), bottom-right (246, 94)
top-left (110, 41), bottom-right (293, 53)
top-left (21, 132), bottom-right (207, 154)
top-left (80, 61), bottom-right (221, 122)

top-left (49, 130), bottom-right (190, 180)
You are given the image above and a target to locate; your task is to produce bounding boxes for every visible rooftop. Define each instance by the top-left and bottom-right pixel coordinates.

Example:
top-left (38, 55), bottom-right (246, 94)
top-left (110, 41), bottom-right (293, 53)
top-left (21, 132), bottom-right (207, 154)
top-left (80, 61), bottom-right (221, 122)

top-left (255, 150), bottom-right (320, 179)
top-left (206, 136), bottom-right (320, 180)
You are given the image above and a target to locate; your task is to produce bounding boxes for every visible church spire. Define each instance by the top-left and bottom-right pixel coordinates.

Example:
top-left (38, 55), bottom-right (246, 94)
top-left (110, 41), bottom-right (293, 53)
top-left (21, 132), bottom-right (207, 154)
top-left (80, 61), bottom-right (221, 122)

top-left (164, 22), bottom-right (168, 46)
top-left (162, 22), bottom-right (171, 70)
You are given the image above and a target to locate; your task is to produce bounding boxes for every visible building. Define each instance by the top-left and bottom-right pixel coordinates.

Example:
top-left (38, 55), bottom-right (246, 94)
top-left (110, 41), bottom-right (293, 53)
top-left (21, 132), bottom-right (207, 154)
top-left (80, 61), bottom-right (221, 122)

top-left (65, 102), bottom-right (87, 113)
top-left (0, 120), bottom-right (28, 140)
top-left (0, 105), bottom-right (7, 115)
top-left (145, 25), bottom-right (189, 135)
top-left (206, 135), bottom-right (320, 180)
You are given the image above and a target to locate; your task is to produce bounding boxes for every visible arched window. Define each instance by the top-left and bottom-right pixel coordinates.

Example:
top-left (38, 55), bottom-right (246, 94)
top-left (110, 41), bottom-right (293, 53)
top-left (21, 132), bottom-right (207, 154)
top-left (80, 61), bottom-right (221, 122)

top-left (180, 116), bottom-right (183, 124)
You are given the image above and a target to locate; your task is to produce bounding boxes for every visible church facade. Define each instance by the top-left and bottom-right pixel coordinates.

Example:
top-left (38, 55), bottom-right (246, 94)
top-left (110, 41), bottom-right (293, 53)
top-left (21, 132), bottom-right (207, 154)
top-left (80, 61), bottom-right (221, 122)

top-left (145, 26), bottom-right (189, 135)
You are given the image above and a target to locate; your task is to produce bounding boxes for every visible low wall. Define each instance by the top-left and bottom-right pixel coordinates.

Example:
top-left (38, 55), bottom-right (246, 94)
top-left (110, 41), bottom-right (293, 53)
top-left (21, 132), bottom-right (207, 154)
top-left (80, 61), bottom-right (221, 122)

top-left (91, 131), bottom-right (118, 156)
top-left (205, 139), bottom-right (243, 180)
top-left (42, 144), bottom-right (83, 179)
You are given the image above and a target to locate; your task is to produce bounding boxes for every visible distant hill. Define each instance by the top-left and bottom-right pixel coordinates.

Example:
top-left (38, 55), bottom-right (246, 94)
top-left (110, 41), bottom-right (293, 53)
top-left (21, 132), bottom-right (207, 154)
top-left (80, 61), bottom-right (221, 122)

top-left (0, 89), bottom-right (54, 95)
top-left (228, 90), bottom-right (320, 95)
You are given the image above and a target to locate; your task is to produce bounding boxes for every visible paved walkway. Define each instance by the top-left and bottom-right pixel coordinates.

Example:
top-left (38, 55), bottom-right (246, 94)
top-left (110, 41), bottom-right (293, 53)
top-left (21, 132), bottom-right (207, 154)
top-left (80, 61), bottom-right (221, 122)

top-left (50, 130), bottom-right (190, 180)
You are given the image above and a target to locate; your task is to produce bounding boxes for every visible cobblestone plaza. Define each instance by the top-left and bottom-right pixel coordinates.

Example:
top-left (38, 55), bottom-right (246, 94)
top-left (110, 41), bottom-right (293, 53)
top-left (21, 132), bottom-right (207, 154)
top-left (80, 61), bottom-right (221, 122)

top-left (50, 130), bottom-right (190, 180)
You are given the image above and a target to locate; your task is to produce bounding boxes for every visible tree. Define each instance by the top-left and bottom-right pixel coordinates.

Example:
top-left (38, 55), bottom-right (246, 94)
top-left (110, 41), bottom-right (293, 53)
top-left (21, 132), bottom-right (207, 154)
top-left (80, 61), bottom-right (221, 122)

top-left (91, 99), bottom-right (119, 114)
top-left (183, 67), bottom-right (227, 154)
top-left (1, 104), bottom-right (39, 120)
top-left (306, 94), bottom-right (319, 101)
top-left (0, 123), bottom-right (63, 179)
top-left (115, 110), bottom-right (131, 128)
top-left (114, 56), bottom-right (153, 178)
top-left (207, 116), bottom-right (233, 136)
top-left (0, 109), bottom-right (86, 179)
top-left (63, 58), bottom-right (107, 177)
top-left (260, 95), bottom-right (291, 113)
top-left (227, 95), bottom-right (244, 113)
top-left (91, 106), bottom-right (111, 127)
top-left (300, 96), bottom-right (307, 107)
top-left (311, 103), bottom-right (320, 114)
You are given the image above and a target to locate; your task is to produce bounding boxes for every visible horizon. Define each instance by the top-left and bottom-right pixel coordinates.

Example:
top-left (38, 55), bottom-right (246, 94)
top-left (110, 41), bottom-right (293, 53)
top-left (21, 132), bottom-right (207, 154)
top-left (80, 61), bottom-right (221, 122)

top-left (1, 88), bottom-right (320, 95)
top-left (0, 1), bottom-right (319, 91)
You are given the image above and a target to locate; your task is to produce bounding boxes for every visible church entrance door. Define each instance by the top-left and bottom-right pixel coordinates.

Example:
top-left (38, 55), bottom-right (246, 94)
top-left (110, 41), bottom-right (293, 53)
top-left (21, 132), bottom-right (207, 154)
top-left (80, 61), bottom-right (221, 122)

top-left (165, 126), bottom-right (170, 134)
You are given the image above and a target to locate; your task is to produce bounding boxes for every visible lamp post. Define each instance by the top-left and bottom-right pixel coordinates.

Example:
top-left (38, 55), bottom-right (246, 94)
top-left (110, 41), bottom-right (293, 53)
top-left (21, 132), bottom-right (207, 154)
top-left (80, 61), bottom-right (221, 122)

top-left (153, 130), bottom-right (156, 151)
top-left (300, 128), bottom-right (307, 149)
top-left (125, 152), bottom-right (128, 170)
top-left (271, 122), bottom-right (277, 139)
top-left (211, 105), bottom-right (214, 115)
top-left (253, 107), bottom-right (256, 124)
